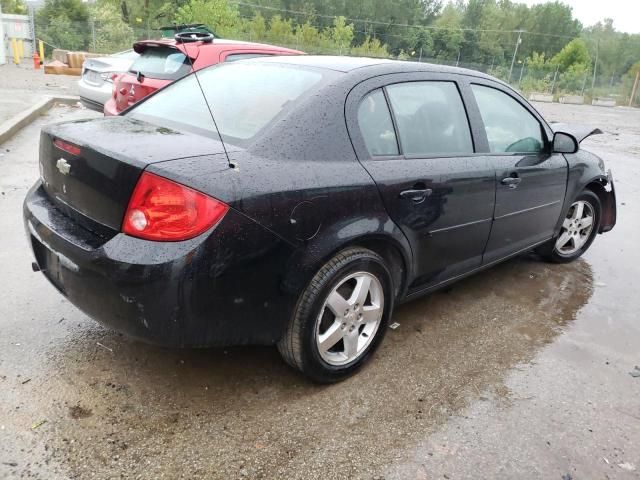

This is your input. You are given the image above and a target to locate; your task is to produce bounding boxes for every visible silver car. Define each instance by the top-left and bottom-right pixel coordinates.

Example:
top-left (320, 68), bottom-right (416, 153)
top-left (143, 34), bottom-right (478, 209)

top-left (78, 50), bottom-right (139, 111)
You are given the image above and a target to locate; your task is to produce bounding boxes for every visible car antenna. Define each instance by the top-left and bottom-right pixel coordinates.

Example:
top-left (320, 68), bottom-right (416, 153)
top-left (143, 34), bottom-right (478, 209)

top-left (178, 33), bottom-right (237, 170)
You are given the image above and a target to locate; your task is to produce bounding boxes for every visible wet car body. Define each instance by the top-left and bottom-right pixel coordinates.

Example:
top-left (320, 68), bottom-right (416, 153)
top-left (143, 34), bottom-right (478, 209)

top-left (24, 56), bottom-right (616, 352)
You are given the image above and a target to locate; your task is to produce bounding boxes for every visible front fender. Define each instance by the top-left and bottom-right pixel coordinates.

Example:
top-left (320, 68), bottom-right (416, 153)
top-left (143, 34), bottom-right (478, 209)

top-left (556, 149), bottom-right (616, 235)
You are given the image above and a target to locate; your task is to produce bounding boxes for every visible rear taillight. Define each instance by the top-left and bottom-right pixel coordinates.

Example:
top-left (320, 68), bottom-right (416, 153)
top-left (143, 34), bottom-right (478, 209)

top-left (122, 172), bottom-right (228, 241)
top-left (54, 139), bottom-right (81, 156)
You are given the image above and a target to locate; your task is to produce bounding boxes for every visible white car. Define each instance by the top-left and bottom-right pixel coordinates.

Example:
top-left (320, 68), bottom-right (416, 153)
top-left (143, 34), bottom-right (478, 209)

top-left (78, 50), bottom-right (139, 111)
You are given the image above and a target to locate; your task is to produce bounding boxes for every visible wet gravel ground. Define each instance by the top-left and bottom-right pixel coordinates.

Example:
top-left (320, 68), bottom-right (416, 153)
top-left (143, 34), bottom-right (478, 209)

top-left (1, 103), bottom-right (639, 479)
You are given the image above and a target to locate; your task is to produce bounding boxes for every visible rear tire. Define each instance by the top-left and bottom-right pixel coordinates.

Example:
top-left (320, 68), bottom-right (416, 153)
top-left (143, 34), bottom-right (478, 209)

top-left (537, 190), bottom-right (601, 263)
top-left (277, 247), bottom-right (394, 383)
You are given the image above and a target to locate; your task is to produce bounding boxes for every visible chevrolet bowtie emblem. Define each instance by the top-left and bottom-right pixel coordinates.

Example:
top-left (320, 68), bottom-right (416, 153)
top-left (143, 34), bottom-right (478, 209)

top-left (56, 158), bottom-right (71, 175)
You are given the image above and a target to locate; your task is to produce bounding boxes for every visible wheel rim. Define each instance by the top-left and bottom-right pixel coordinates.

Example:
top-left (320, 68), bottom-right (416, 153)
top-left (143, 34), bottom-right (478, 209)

top-left (315, 271), bottom-right (384, 366)
top-left (555, 200), bottom-right (595, 255)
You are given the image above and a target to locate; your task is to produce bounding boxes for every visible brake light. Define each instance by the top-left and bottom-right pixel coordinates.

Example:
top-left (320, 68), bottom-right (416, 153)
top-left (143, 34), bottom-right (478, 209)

top-left (122, 172), bottom-right (228, 241)
top-left (54, 139), bottom-right (81, 156)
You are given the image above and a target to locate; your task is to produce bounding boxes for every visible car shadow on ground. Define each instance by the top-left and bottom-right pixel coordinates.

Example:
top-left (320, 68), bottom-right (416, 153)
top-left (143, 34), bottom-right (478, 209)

top-left (38, 253), bottom-right (594, 478)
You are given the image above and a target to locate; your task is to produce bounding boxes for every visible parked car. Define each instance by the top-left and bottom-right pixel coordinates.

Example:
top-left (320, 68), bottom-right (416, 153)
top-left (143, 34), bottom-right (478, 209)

top-left (25, 56), bottom-right (616, 382)
top-left (78, 50), bottom-right (139, 111)
top-left (103, 36), bottom-right (302, 116)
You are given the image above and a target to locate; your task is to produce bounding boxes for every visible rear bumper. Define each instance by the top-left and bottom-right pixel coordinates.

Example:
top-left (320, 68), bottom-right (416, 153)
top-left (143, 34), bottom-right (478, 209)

top-left (23, 182), bottom-right (296, 347)
top-left (77, 78), bottom-right (112, 108)
top-left (79, 96), bottom-right (104, 112)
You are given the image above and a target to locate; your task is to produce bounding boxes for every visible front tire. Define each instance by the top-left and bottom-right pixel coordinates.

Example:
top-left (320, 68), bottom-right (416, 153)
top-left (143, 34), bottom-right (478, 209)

top-left (277, 247), bottom-right (394, 383)
top-left (538, 190), bottom-right (601, 263)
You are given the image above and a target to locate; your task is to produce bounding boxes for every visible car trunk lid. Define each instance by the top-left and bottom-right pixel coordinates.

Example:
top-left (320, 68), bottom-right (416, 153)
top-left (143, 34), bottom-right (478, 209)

top-left (40, 116), bottom-right (233, 232)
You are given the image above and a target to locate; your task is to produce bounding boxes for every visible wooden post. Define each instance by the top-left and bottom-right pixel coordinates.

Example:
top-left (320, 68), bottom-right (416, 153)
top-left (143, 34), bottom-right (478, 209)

top-left (630, 70), bottom-right (640, 107)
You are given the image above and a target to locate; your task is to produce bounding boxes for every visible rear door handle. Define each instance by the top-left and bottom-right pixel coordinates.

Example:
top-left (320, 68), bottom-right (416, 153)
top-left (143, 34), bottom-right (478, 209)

top-left (399, 188), bottom-right (432, 203)
top-left (501, 176), bottom-right (522, 188)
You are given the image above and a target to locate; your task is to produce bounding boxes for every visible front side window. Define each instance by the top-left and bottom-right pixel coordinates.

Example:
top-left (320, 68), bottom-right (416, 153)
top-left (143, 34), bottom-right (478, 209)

top-left (386, 81), bottom-right (473, 156)
top-left (357, 90), bottom-right (399, 156)
top-left (472, 84), bottom-right (544, 154)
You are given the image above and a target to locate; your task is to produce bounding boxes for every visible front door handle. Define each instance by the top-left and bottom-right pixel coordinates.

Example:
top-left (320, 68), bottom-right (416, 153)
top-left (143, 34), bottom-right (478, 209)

top-left (501, 176), bottom-right (522, 188)
top-left (399, 188), bottom-right (433, 203)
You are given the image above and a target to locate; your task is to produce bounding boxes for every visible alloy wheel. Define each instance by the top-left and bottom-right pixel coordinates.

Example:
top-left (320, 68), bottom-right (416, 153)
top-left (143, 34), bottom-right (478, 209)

top-left (555, 200), bottom-right (595, 255)
top-left (315, 272), bottom-right (384, 366)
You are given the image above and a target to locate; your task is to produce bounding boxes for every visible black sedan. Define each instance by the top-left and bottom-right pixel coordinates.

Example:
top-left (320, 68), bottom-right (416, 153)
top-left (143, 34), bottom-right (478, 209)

top-left (24, 56), bottom-right (616, 382)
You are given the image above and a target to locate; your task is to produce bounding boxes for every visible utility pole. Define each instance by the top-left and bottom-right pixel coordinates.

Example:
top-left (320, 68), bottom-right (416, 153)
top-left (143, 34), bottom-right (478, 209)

top-left (629, 70), bottom-right (640, 107)
top-left (591, 39), bottom-right (599, 94)
top-left (550, 63), bottom-right (560, 94)
top-left (518, 59), bottom-right (526, 87)
top-left (508, 30), bottom-right (523, 83)
top-left (456, 50), bottom-right (460, 67)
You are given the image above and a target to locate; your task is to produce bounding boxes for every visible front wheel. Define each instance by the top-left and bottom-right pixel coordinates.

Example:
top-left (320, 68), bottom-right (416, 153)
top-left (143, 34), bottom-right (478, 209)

top-left (538, 190), bottom-right (601, 263)
top-left (277, 247), bottom-right (394, 383)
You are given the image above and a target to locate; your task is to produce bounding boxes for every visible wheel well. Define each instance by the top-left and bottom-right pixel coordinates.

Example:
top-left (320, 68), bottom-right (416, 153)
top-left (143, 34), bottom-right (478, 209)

top-left (584, 179), bottom-right (613, 232)
top-left (353, 238), bottom-right (407, 301)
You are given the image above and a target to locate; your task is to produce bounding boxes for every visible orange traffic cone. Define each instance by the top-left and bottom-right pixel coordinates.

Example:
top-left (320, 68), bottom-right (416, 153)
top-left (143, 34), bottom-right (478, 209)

top-left (33, 52), bottom-right (41, 70)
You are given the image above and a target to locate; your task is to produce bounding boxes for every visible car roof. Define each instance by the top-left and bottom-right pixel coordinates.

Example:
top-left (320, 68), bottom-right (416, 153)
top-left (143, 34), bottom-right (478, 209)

top-left (247, 54), bottom-right (498, 81)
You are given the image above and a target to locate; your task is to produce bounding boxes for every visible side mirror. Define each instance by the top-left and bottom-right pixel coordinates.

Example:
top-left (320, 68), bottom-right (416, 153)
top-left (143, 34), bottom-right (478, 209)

top-left (553, 131), bottom-right (579, 154)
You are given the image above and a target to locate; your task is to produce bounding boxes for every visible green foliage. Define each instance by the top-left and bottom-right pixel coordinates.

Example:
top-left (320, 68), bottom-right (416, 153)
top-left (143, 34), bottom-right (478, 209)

top-left (31, 0), bottom-right (640, 102)
top-left (1, 0), bottom-right (27, 15)
top-left (36, 0), bottom-right (90, 50)
top-left (175, 0), bottom-right (240, 38)
top-left (551, 38), bottom-right (591, 72)
top-left (557, 62), bottom-right (591, 94)
top-left (91, 1), bottom-right (135, 53)
top-left (328, 16), bottom-right (354, 53)
top-left (350, 36), bottom-right (389, 58)
top-left (431, 3), bottom-right (463, 60)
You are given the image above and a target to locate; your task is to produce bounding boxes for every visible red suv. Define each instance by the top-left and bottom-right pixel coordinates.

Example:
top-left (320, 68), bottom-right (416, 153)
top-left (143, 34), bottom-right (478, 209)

top-left (104, 37), bottom-right (302, 116)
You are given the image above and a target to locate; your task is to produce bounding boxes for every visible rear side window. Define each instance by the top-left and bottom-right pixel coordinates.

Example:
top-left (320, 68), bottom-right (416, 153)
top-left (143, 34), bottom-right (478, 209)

top-left (471, 84), bottom-right (544, 153)
top-left (357, 90), bottom-right (399, 156)
top-left (386, 82), bottom-right (473, 156)
top-left (128, 63), bottom-right (329, 144)
top-left (129, 46), bottom-right (191, 80)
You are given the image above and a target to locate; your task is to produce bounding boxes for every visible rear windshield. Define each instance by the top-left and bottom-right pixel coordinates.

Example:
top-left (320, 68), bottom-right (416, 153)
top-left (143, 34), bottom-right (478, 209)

top-left (127, 62), bottom-right (330, 145)
top-left (129, 46), bottom-right (190, 80)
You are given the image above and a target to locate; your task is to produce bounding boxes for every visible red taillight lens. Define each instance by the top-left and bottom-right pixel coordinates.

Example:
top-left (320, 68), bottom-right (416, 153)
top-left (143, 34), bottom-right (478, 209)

top-left (122, 172), bottom-right (228, 241)
top-left (54, 139), bottom-right (81, 156)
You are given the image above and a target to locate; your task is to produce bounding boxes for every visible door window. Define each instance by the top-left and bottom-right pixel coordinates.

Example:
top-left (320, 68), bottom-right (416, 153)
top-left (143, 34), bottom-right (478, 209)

top-left (385, 81), bottom-right (473, 156)
top-left (471, 84), bottom-right (544, 154)
top-left (357, 89), bottom-right (399, 156)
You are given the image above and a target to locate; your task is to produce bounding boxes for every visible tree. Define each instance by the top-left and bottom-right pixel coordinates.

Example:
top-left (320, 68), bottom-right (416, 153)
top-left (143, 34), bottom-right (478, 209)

top-left (91, 1), bottom-right (135, 53)
top-left (1, 0), bottom-right (26, 14)
top-left (431, 3), bottom-right (463, 61)
top-left (328, 16), bottom-right (354, 54)
top-left (175, 0), bottom-right (240, 38)
top-left (36, 0), bottom-right (90, 50)
top-left (551, 38), bottom-right (591, 72)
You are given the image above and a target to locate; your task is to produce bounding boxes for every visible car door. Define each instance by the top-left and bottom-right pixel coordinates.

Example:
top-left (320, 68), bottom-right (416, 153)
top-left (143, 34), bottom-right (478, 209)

top-left (467, 81), bottom-right (568, 263)
top-left (346, 73), bottom-right (495, 290)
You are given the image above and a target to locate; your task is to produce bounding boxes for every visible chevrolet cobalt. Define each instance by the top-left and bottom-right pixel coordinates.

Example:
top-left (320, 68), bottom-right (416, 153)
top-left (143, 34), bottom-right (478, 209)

top-left (24, 56), bottom-right (616, 382)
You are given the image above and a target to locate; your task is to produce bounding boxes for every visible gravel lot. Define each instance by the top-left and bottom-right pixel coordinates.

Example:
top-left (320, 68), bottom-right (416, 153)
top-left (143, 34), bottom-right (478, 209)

top-left (0, 102), bottom-right (639, 479)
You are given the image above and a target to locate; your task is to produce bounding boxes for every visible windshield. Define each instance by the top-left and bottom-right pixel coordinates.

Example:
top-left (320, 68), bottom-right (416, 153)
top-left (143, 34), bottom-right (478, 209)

top-left (127, 62), bottom-right (330, 145)
top-left (129, 46), bottom-right (191, 80)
